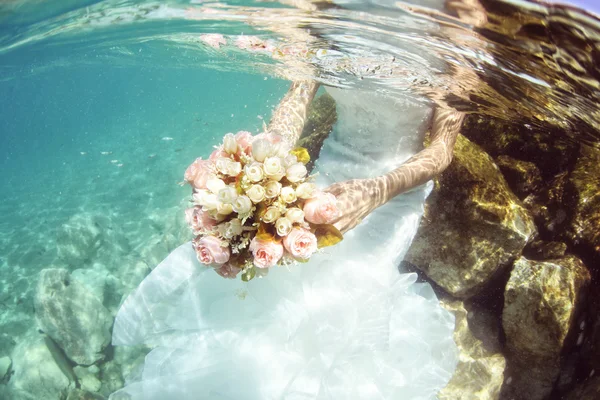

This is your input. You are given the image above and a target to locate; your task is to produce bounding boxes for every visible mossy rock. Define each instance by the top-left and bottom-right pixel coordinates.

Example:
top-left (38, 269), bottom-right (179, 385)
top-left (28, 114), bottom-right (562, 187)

top-left (298, 92), bottom-right (337, 172)
top-left (461, 115), bottom-right (579, 180)
top-left (502, 255), bottom-right (590, 400)
top-left (496, 155), bottom-right (542, 199)
top-left (565, 144), bottom-right (600, 260)
top-left (405, 134), bottom-right (536, 298)
top-left (439, 301), bottom-right (505, 400)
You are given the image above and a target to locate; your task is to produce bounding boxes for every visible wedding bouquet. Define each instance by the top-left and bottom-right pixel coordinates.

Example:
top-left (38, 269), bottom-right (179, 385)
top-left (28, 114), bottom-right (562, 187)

top-left (183, 131), bottom-right (342, 281)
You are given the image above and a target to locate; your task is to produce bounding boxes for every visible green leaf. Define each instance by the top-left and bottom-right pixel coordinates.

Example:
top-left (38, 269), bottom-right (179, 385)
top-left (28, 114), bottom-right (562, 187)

top-left (241, 267), bottom-right (256, 282)
top-left (314, 224), bottom-right (344, 248)
top-left (291, 147), bottom-right (310, 165)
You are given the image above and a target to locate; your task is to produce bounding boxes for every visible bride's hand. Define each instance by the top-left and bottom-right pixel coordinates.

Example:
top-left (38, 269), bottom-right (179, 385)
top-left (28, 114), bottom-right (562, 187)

top-left (324, 178), bottom-right (386, 234)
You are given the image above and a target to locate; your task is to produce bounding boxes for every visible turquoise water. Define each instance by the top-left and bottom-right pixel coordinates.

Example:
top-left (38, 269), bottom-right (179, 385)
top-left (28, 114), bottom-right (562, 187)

top-left (0, 59), bottom-right (287, 347)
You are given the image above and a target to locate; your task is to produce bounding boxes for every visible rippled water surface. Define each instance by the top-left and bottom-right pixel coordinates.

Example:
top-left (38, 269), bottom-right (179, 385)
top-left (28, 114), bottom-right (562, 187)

top-left (1, 0), bottom-right (599, 399)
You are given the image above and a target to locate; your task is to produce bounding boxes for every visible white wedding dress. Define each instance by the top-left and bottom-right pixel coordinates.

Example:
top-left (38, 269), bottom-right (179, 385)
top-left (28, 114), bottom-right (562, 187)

top-left (109, 87), bottom-right (458, 400)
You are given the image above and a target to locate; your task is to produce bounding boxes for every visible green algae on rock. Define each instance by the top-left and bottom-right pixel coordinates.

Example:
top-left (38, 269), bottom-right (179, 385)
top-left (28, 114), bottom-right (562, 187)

top-left (405, 134), bottom-right (536, 298)
top-left (495, 155), bottom-right (542, 199)
top-left (297, 92), bottom-right (337, 173)
top-left (502, 256), bottom-right (590, 400)
top-left (439, 301), bottom-right (505, 400)
top-left (565, 144), bottom-right (600, 259)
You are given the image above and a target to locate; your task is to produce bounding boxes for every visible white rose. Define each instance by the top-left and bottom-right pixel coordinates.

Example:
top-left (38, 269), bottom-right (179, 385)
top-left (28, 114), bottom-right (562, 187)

top-left (223, 133), bottom-right (238, 154)
top-left (225, 160), bottom-right (242, 177)
top-left (192, 189), bottom-right (209, 205)
top-left (207, 178), bottom-right (226, 194)
top-left (202, 193), bottom-right (219, 211)
top-left (264, 180), bottom-right (282, 198)
top-left (245, 162), bottom-right (264, 182)
top-left (262, 206), bottom-right (281, 223)
top-left (215, 157), bottom-right (231, 175)
top-left (217, 202), bottom-right (233, 215)
top-left (280, 186), bottom-right (297, 203)
top-left (217, 186), bottom-right (238, 204)
top-left (283, 154), bottom-right (298, 168)
top-left (263, 156), bottom-right (285, 180)
top-left (295, 182), bottom-right (316, 199)
top-left (218, 218), bottom-right (243, 239)
top-left (286, 163), bottom-right (307, 183)
top-left (286, 207), bottom-right (305, 223)
top-left (246, 184), bottom-right (266, 203)
top-left (275, 217), bottom-right (293, 237)
top-left (232, 195), bottom-right (252, 214)
top-left (252, 139), bottom-right (272, 162)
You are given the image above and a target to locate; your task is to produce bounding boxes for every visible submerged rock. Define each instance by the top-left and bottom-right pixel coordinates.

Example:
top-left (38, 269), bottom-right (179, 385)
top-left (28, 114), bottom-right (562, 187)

top-left (56, 214), bottom-right (105, 268)
top-left (73, 365), bottom-right (102, 393)
top-left (8, 331), bottom-right (75, 400)
top-left (405, 135), bottom-right (536, 298)
top-left (523, 239), bottom-right (568, 260)
top-left (66, 388), bottom-right (106, 400)
top-left (0, 355), bottom-right (11, 381)
top-left (495, 155), bottom-right (542, 199)
top-left (502, 256), bottom-right (590, 400)
top-left (298, 92), bottom-right (337, 173)
top-left (34, 268), bottom-right (112, 365)
top-left (563, 376), bottom-right (600, 400)
top-left (565, 144), bottom-right (600, 259)
top-left (439, 301), bottom-right (505, 400)
top-left (97, 360), bottom-right (124, 398)
top-left (461, 115), bottom-right (579, 180)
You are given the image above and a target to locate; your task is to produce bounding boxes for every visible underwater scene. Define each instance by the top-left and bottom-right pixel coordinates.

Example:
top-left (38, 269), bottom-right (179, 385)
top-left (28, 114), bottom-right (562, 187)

top-left (1, 0), bottom-right (599, 399)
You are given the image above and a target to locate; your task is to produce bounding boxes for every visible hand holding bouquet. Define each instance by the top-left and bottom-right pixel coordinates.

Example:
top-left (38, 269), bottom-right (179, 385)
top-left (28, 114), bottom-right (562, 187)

top-left (184, 131), bottom-right (342, 281)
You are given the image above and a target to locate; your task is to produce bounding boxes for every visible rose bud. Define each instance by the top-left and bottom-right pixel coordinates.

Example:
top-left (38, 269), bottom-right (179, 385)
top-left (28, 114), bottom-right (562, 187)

top-left (223, 133), bottom-right (238, 154)
top-left (303, 192), bottom-right (341, 224)
top-left (286, 163), bottom-right (307, 183)
top-left (285, 207), bottom-right (304, 224)
top-left (295, 182), bottom-right (316, 199)
top-left (280, 186), bottom-right (297, 204)
top-left (262, 206), bottom-right (281, 223)
top-left (275, 217), bottom-right (293, 237)
top-left (232, 195), bottom-right (253, 214)
top-left (246, 184), bottom-right (266, 203)
top-left (245, 162), bottom-right (264, 182)
top-left (264, 180), bottom-right (282, 198)
top-left (251, 139), bottom-right (272, 162)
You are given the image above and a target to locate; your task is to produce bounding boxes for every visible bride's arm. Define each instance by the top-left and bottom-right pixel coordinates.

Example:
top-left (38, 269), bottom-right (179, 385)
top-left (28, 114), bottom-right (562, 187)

top-left (268, 81), bottom-right (321, 147)
top-left (325, 107), bottom-right (464, 233)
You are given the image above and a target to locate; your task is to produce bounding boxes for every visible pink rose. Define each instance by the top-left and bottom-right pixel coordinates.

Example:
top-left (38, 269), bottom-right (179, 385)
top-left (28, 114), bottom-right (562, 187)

top-left (249, 237), bottom-right (284, 269)
top-left (185, 207), bottom-right (216, 234)
top-left (193, 236), bottom-right (230, 266)
top-left (209, 147), bottom-right (229, 162)
top-left (303, 192), bottom-right (341, 224)
top-left (215, 263), bottom-right (242, 279)
top-left (185, 158), bottom-right (213, 190)
top-left (199, 34), bottom-right (227, 49)
top-left (283, 228), bottom-right (317, 260)
top-left (235, 131), bottom-right (253, 155)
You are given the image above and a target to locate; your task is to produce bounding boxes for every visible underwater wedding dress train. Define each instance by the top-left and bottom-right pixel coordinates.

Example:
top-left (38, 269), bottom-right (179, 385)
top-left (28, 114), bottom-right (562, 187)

top-left (110, 88), bottom-right (458, 400)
